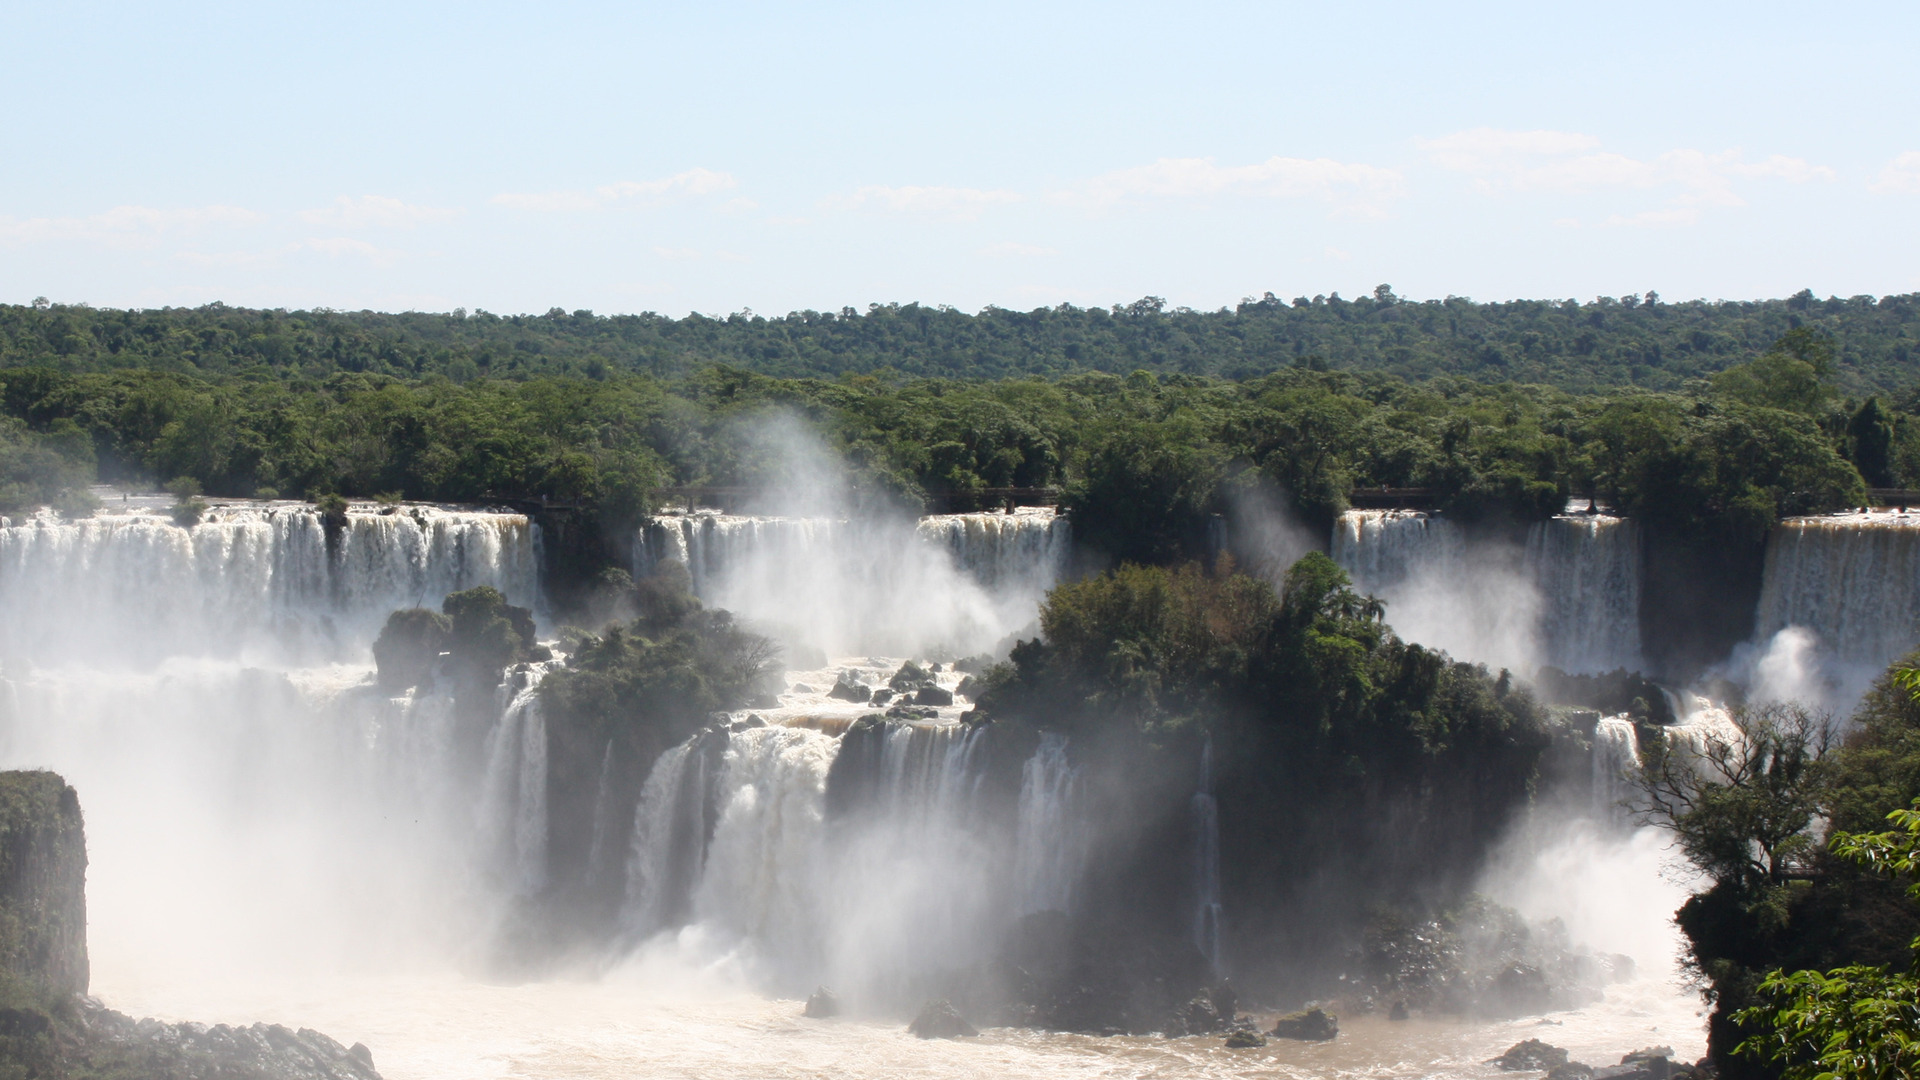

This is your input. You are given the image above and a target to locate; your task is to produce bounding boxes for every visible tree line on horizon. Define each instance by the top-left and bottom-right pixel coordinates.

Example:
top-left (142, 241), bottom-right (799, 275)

top-left (0, 322), bottom-right (1912, 565)
top-left (3, 287), bottom-right (1919, 392)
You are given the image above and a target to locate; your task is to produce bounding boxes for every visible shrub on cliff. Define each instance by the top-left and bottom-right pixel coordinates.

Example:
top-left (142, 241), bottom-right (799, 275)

top-left (541, 563), bottom-right (780, 746)
top-left (372, 608), bottom-right (452, 689)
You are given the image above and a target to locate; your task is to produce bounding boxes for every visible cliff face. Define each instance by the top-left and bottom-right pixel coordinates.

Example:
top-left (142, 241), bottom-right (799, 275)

top-left (0, 771), bottom-right (87, 999)
top-left (0, 771), bottom-right (383, 1080)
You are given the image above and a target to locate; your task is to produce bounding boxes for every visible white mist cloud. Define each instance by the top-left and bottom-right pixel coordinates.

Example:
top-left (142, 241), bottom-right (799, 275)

top-left (297, 195), bottom-right (461, 230)
top-left (979, 241), bottom-right (1058, 258)
top-left (1871, 151), bottom-right (1920, 193)
top-left (833, 185), bottom-right (1022, 219)
top-left (1420, 127), bottom-right (1834, 224)
top-left (0, 204), bottom-right (263, 247)
top-left (1069, 155), bottom-right (1405, 217)
top-left (491, 168), bottom-right (738, 212)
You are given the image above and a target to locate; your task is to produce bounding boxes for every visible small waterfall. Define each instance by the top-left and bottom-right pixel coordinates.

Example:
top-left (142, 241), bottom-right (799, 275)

top-left (1529, 516), bottom-right (1644, 674)
top-left (477, 662), bottom-right (557, 897)
top-left (634, 509), bottom-right (1069, 657)
top-left (624, 734), bottom-right (723, 937)
top-left (1332, 510), bottom-right (1540, 676)
top-left (690, 726), bottom-right (839, 979)
top-left (1191, 736), bottom-right (1223, 979)
top-left (1012, 732), bottom-right (1086, 915)
top-left (1751, 514), bottom-right (1920, 703)
top-left (915, 507), bottom-right (1070, 592)
top-left (1591, 715), bottom-right (1641, 820)
top-left (0, 503), bottom-right (539, 665)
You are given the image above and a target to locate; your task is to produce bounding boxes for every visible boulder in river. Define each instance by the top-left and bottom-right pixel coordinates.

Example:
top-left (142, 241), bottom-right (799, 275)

top-left (1492, 1039), bottom-right (1570, 1070)
top-left (803, 986), bottom-right (839, 1018)
top-left (827, 673), bottom-right (870, 702)
top-left (1269, 1008), bottom-right (1337, 1041)
top-left (1224, 1029), bottom-right (1266, 1048)
top-left (908, 999), bottom-right (978, 1039)
top-left (913, 686), bottom-right (954, 706)
top-left (1546, 1064), bottom-right (1595, 1080)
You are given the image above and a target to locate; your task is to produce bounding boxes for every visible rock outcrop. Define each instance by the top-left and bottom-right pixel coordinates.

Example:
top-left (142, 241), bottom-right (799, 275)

top-left (0, 770), bottom-right (383, 1080)
top-left (1269, 1008), bottom-right (1338, 1041)
top-left (0, 771), bottom-right (88, 999)
top-left (803, 986), bottom-right (839, 1018)
top-left (908, 1000), bottom-right (978, 1039)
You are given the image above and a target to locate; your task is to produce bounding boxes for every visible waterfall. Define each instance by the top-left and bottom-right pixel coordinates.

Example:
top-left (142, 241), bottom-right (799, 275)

top-left (633, 509), bottom-right (1068, 657)
top-left (1333, 509), bottom-right (1647, 677)
top-left (624, 735), bottom-right (722, 937)
top-left (476, 663), bottom-right (556, 897)
top-left (916, 508), bottom-right (1071, 592)
top-left (1191, 736), bottom-right (1223, 979)
top-left (1750, 513), bottom-right (1920, 704)
top-left (1529, 516), bottom-right (1644, 675)
top-left (1332, 510), bottom-right (1540, 676)
top-left (0, 503), bottom-right (540, 665)
top-left (690, 725), bottom-right (839, 980)
top-left (1012, 732), bottom-right (1086, 915)
top-left (1591, 715), bottom-right (1640, 821)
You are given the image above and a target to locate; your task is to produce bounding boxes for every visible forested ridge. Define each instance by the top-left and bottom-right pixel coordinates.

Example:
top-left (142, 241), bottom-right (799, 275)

top-left (7, 288), bottom-right (1920, 391)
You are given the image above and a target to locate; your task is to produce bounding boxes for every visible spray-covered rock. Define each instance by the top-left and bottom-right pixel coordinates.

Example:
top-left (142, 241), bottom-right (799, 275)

top-left (908, 1000), bottom-right (977, 1039)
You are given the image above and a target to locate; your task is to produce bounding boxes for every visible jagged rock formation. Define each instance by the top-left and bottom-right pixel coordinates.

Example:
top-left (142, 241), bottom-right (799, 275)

top-left (0, 770), bottom-right (382, 1080)
top-left (0, 772), bottom-right (87, 1000)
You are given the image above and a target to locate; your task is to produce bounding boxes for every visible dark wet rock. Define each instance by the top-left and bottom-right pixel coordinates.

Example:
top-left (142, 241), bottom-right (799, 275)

top-left (803, 986), bottom-right (839, 1018)
top-left (1170, 994), bottom-right (1221, 1035)
top-left (1492, 1039), bottom-right (1570, 1070)
top-left (1269, 1008), bottom-right (1337, 1041)
top-left (908, 999), bottom-right (977, 1039)
top-left (1591, 1047), bottom-right (1676, 1080)
top-left (868, 688), bottom-right (894, 706)
top-left (1207, 983), bottom-right (1237, 1021)
top-left (0, 770), bottom-right (383, 1079)
top-left (885, 704), bottom-right (938, 721)
top-left (913, 686), bottom-right (954, 706)
top-left (889, 662), bottom-right (934, 692)
top-left (955, 675), bottom-right (976, 697)
top-left (1224, 1029), bottom-right (1266, 1048)
top-left (1547, 1065), bottom-right (1595, 1080)
top-left (1387, 1000), bottom-right (1409, 1021)
top-left (827, 673), bottom-right (870, 702)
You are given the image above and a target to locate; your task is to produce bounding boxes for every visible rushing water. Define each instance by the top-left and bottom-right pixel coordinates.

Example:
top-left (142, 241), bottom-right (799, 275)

top-left (1332, 510), bottom-right (1643, 677)
top-left (0, 497), bottom-right (1716, 1079)
top-left (1748, 510), bottom-right (1920, 705)
top-left (634, 507), bottom-right (1069, 658)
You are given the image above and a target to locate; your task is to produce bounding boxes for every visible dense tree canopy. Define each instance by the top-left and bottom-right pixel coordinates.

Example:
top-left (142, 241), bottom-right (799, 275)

top-left (5, 290), bottom-right (1920, 392)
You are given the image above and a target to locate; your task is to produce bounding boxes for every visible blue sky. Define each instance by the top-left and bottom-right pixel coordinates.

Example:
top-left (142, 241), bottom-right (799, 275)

top-left (3, 0), bottom-right (1916, 315)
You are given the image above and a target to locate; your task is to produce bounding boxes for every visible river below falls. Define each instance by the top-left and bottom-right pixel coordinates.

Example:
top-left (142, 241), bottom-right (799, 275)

top-left (91, 958), bottom-right (1706, 1080)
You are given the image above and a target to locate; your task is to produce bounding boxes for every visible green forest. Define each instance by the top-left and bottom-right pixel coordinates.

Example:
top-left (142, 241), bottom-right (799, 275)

top-left (6, 290), bottom-right (1920, 391)
top-left (1, 306), bottom-right (1913, 565)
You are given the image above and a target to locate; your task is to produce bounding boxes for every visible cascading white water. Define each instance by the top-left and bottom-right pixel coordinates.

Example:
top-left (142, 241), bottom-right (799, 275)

top-left (1011, 732), bottom-right (1086, 916)
top-left (1333, 509), bottom-right (1645, 677)
top-left (477, 662), bottom-right (559, 898)
top-left (1748, 512), bottom-right (1920, 706)
top-left (1332, 510), bottom-right (1541, 676)
top-left (0, 502), bottom-right (540, 665)
top-left (1190, 736), bottom-right (1223, 980)
top-left (1590, 715), bottom-right (1640, 821)
top-left (634, 508), bottom-right (1068, 658)
top-left (1529, 516), bottom-right (1644, 675)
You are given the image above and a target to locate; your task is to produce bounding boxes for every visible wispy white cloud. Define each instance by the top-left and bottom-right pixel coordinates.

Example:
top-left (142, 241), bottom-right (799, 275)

top-left (491, 168), bottom-right (737, 212)
top-left (834, 185), bottom-right (1022, 219)
top-left (0, 204), bottom-right (262, 247)
top-left (1871, 151), bottom-right (1920, 194)
top-left (1419, 128), bottom-right (1833, 221)
top-left (980, 241), bottom-right (1058, 258)
top-left (1067, 156), bottom-right (1405, 217)
top-left (297, 195), bottom-right (460, 229)
top-left (176, 237), bottom-right (404, 267)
